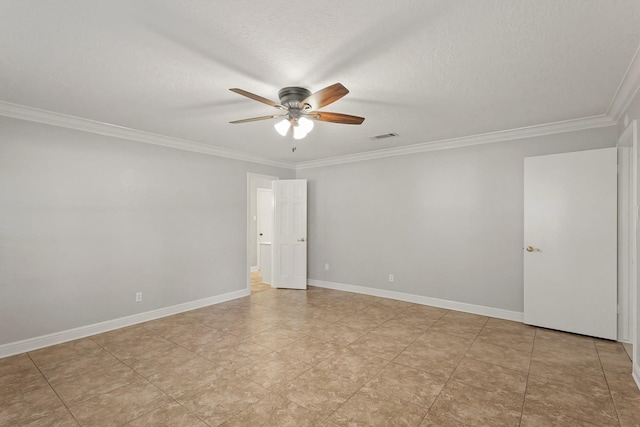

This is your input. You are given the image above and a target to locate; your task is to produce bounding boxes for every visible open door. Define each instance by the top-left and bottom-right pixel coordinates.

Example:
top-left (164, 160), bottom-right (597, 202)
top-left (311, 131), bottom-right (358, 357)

top-left (524, 148), bottom-right (617, 339)
top-left (272, 179), bottom-right (307, 289)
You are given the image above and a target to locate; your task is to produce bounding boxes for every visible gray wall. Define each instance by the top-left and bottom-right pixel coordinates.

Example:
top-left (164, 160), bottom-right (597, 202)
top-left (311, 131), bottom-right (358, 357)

top-left (299, 127), bottom-right (617, 312)
top-left (0, 117), bottom-right (293, 345)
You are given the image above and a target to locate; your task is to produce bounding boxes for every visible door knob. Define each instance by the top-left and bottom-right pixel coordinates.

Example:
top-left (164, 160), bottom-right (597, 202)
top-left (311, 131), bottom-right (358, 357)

top-left (298, 237), bottom-right (305, 242)
top-left (526, 246), bottom-right (541, 252)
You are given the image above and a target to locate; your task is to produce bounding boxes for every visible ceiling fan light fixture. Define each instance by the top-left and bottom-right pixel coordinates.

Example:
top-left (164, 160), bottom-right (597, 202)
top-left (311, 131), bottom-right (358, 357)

top-left (274, 119), bottom-right (290, 136)
top-left (293, 124), bottom-right (308, 140)
top-left (298, 116), bottom-right (314, 133)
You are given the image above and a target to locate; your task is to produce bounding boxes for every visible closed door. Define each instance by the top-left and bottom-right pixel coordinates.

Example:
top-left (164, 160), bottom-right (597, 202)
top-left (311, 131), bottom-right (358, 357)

top-left (524, 148), bottom-right (617, 340)
top-left (272, 179), bottom-right (307, 289)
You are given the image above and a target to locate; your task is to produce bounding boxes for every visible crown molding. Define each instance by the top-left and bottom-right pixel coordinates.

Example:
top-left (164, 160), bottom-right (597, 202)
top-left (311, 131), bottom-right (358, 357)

top-left (0, 101), bottom-right (617, 171)
top-left (296, 115), bottom-right (615, 170)
top-left (608, 43), bottom-right (640, 121)
top-left (0, 101), bottom-right (296, 170)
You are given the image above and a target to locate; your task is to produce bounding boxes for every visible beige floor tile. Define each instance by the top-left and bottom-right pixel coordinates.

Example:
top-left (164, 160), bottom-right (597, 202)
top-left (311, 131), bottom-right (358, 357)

top-left (339, 312), bottom-right (387, 332)
top-left (366, 362), bottom-right (447, 409)
top-left (101, 334), bottom-right (179, 364)
top-left (450, 356), bottom-right (527, 394)
top-left (440, 311), bottom-right (488, 327)
top-left (430, 381), bottom-right (523, 427)
top-left (524, 374), bottom-right (618, 426)
top-left (277, 335), bottom-right (340, 364)
top-left (394, 331), bottom-right (471, 378)
top-left (221, 393), bottom-right (319, 427)
top-left (475, 327), bottom-right (534, 352)
top-left (29, 338), bottom-right (102, 369)
top-left (236, 351), bottom-right (311, 390)
top-left (484, 318), bottom-right (536, 336)
top-left (534, 328), bottom-right (596, 349)
top-left (465, 340), bottom-right (531, 373)
top-left (218, 318), bottom-right (275, 338)
top-left (163, 324), bottom-right (234, 351)
top-left (420, 411), bottom-right (471, 426)
top-left (623, 342), bottom-right (632, 359)
top-left (90, 325), bottom-right (152, 347)
top-left (428, 320), bottom-right (483, 340)
top-left (520, 408), bottom-right (600, 426)
top-left (315, 347), bottom-right (389, 386)
top-left (177, 373), bottom-right (268, 426)
top-left (330, 386), bottom-right (428, 427)
top-left (196, 339), bottom-right (271, 370)
top-left (371, 321), bottom-right (425, 344)
top-left (68, 379), bottom-right (170, 427)
top-left (125, 401), bottom-right (208, 427)
top-left (402, 304), bottom-right (448, 322)
top-left (598, 350), bottom-right (633, 374)
top-left (0, 385), bottom-right (66, 426)
top-left (5, 286), bottom-right (636, 426)
top-left (0, 360), bottom-right (49, 401)
top-left (528, 362), bottom-right (608, 392)
top-left (387, 311), bottom-right (438, 331)
top-left (143, 355), bottom-right (230, 398)
top-left (347, 330), bottom-right (411, 360)
top-left (0, 353), bottom-right (38, 377)
top-left (279, 367), bottom-right (361, 416)
top-left (50, 362), bottom-right (140, 405)
top-left (21, 407), bottom-right (79, 427)
top-left (36, 348), bottom-right (123, 383)
top-left (307, 323), bottom-right (366, 347)
top-left (246, 327), bottom-right (303, 350)
top-left (530, 345), bottom-right (603, 378)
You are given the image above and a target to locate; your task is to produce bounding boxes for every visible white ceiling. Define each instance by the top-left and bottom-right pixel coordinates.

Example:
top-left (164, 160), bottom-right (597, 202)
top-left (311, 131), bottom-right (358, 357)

top-left (2, 1), bottom-right (640, 165)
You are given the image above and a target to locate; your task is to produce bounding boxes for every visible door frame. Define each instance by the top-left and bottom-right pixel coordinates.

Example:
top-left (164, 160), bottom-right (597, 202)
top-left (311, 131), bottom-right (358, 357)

top-left (247, 173), bottom-right (279, 291)
top-left (617, 121), bottom-right (637, 344)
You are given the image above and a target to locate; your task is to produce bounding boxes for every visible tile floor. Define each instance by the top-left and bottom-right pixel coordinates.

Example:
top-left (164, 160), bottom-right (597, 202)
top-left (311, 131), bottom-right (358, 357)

top-left (2, 286), bottom-right (640, 426)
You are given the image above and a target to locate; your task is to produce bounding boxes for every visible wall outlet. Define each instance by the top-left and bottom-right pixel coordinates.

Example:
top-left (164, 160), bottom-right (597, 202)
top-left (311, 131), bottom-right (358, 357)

top-left (135, 292), bottom-right (142, 302)
top-left (388, 274), bottom-right (394, 282)
top-left (324, 263), bottom-right (329, 270)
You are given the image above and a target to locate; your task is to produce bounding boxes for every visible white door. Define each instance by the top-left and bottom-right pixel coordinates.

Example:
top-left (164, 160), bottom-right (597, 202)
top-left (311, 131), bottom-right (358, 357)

top-left (272, 179), bottom-right (307, 289)
top-left (524, 148), bottom-right (617, 340)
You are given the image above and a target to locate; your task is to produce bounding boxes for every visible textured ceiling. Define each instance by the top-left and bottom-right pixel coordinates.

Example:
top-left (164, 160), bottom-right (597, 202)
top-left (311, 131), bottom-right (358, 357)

top-left (1, 1), bottom-right (640, 164)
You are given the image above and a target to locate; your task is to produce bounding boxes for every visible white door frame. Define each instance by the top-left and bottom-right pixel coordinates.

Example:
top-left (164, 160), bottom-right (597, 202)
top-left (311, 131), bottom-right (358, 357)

top-left (618, 146), bottom-right (634, 342)
top-left (247, 173), bottom-right (278, 291)
top-left (617, 122), bottom-right (637, 344)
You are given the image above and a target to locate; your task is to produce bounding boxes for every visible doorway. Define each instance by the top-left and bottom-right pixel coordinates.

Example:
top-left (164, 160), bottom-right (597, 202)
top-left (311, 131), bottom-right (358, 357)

top-left (247, 173), bottom-right (278, 293)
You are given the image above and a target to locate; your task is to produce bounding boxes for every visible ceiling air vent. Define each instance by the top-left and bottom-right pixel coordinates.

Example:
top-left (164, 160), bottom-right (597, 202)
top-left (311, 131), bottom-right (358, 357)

top-left (369, 133), bottom-right (399, 140)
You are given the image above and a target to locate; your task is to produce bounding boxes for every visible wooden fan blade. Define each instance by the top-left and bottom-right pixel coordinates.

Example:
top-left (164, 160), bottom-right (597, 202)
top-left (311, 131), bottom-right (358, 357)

top-left (307, 111), bottom-right (365, 125)
top-left (229, 88), bottom-right (285, 110)
top-left (302, 83), bottom-right (349, 110)
top-left (229, 114), bottom-right (283, 124)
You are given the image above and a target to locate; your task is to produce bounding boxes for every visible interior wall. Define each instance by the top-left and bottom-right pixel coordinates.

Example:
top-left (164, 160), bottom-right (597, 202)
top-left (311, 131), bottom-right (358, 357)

top-left (298, 126), bottom-right (616, 313)
top-left (0, 116), bottom-right (293, 346)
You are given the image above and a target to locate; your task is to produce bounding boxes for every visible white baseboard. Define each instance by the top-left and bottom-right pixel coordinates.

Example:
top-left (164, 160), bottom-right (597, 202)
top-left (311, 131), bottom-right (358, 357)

top-left (634, 362), bottom-right (640, 391)
top-left (250, 266), bottom-right (259, 272)
top-left (308, 279), bottom-right (524, 322)
top-left (0, 288), bottom-right (250, 359)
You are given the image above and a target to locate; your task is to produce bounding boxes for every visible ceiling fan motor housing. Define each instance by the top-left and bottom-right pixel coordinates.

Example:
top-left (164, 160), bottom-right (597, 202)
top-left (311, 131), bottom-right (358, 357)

top-left (278, 87), bottom-right (311, 109)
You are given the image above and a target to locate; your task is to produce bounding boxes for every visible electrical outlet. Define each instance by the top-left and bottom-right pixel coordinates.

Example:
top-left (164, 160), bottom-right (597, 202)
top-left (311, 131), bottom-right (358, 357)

top-left (135, 292), bottom-right (142, 302)
top-left (388, 274), bottom-right (394, 282)
top-left (324, 263), bottom-right (329, 270)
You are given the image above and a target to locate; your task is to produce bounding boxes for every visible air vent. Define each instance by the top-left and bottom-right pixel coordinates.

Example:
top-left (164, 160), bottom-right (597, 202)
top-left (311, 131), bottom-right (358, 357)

top-left (369, 133), bottom-right (399, 140)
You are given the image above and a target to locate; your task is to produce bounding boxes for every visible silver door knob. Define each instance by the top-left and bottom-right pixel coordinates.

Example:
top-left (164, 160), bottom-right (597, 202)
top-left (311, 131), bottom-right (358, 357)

top-left (298, 237), bottom-right (305, 242)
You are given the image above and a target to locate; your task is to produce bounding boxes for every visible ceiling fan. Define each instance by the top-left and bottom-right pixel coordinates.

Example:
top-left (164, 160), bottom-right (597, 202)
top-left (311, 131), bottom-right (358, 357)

top-left (229, 83), bottom-right (365, 140)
